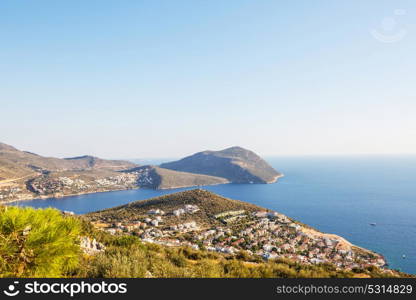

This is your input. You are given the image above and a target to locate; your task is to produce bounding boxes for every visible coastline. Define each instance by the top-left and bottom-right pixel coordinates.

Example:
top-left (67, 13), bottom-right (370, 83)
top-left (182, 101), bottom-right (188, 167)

top-left (5, 181), bottom-right (233, 205)
top-left (267, 173), bottom-right (284, 184)
top-left (3, 187), bottom-right (138, 205)
top-left (156, 181), bottom-right (230, 190)
top-left (2, 175), bottom-right (284, 205)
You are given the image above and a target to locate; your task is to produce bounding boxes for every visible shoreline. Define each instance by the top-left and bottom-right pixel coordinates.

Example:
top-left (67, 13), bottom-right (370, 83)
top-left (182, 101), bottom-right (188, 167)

top-left (156, 181), bottom-right (230, 190)
top-left (266, 173), bottom-right (284, 184)
top-left (3, 187), bottom-right (138, 205)
top-left (2, 175), bottom-right (284, 205)
top-left (4, 182), bottom-right (231, 205)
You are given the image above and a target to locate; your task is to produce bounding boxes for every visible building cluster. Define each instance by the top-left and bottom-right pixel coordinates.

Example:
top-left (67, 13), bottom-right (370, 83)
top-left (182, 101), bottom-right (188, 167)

top-left (173, 205), bottom-right (200, 216)
top-left (94, 174), bottom-right (137, 187)
top-left (28, 176), bottom-right (90, 195)
top-left (93, 207), bottom-right (386, 271)
top-left (100, 204), bottom-right (202, 236)
top-left (27, 174), bottom-right (138, 196)
top-left (0, 172), bottom-right (140, 202)
top-left (129, 167), bottom-right (154, 187)
top-left (0, 187), bottom-right (23, 201)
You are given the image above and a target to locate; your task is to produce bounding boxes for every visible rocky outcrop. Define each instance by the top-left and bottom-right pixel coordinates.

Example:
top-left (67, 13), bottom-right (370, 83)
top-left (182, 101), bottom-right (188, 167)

top-left (79, 236), bottom-right (105, 255)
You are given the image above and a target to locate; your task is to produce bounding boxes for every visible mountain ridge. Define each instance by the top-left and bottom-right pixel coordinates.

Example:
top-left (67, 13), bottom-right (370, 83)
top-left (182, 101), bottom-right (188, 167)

top-left (160, 146), bottom-right (282, 184)
top-left (0, 142), bottom-right (139, 202)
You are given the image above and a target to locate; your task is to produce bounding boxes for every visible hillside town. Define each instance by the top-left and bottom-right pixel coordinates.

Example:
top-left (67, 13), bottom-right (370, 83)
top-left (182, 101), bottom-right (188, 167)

top-left (91, 205), bottom-right (387, 271)
top-left (27, 174), bottom-right (139, 196)
top-left (126, 167), bottom-right (156, 188)
top-left (0, 186), bottom-right (29, 201)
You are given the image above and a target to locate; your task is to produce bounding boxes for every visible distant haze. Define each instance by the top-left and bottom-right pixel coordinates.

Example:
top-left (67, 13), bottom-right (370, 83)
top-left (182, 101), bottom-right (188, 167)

top-left (1, 1), bottom-right (415, 158)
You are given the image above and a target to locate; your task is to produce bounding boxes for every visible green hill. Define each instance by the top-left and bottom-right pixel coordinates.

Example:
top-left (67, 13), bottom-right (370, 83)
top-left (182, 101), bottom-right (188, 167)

top-left (87, 189), bottom-right (261, 227)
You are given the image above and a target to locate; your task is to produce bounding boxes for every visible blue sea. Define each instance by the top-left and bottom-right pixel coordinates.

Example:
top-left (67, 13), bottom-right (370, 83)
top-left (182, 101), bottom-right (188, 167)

top-left (11, 155), bottom-right (416, 274)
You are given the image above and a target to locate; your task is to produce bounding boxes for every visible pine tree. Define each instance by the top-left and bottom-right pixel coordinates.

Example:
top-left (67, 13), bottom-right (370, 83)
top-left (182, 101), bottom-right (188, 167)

top-left (0, 206), bottom-right (81, 277)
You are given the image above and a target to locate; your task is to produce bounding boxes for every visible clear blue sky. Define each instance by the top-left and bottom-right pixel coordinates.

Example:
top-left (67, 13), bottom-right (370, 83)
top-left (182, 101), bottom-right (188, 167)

top-left (1, 0), bottom-right (415, 158)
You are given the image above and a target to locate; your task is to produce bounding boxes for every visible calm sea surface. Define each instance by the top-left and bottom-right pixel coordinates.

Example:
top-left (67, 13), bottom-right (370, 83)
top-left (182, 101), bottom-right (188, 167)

top-left (12, 155), bottom-right (416, 274)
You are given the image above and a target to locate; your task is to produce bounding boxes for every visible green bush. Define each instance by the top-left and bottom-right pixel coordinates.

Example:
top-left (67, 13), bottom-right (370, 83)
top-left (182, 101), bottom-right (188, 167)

top-left (0, 206), bottom-right (81, 277)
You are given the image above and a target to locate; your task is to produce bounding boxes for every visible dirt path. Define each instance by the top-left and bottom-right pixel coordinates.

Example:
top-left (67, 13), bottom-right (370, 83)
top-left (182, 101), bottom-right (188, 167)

top-left (0, 174), bottom-right (34, 185)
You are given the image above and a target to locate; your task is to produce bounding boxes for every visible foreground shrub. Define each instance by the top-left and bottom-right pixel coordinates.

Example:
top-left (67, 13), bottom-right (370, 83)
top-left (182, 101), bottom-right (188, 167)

top-left (0, 206), bottom-right (81, 277)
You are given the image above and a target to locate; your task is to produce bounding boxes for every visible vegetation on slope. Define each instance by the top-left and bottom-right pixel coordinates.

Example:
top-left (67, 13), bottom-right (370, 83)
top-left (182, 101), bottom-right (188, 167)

top-left (86, 189), bottom-right (263, 227)
top-left (0, 206), bottom-right (412, 278)
top-left (77, 237), bottom-right (407, 278)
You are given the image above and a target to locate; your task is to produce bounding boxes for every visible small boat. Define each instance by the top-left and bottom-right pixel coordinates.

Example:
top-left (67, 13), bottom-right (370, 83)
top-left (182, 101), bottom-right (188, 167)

top-left (369, 223), bottom-right (376, 226)
top-left (402, 255), bottom-right (406, 259)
